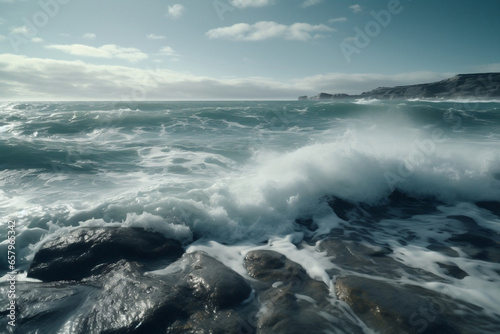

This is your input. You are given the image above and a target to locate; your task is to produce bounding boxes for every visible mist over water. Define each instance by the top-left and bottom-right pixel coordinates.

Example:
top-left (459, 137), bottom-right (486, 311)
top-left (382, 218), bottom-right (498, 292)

top-left (1, 100), bottom-right (500, 331)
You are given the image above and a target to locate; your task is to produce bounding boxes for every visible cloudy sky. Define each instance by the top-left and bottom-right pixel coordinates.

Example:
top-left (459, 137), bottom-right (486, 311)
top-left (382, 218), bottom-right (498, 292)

top-left (0, 0), bottom-right (499, 100)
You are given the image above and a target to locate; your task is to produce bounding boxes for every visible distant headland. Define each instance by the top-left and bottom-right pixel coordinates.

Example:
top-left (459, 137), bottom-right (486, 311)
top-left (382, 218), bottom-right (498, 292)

top-left (299, 73), bottom-right (500, 100)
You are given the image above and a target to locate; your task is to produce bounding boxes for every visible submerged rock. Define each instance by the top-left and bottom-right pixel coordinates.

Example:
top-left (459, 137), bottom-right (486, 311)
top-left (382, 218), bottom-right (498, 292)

top-left (335, 275), bottom-right (500, 334)
top-left (28, 226), bottom-right (184, 281)
top-left (244, 250), bottom-right (365, 334)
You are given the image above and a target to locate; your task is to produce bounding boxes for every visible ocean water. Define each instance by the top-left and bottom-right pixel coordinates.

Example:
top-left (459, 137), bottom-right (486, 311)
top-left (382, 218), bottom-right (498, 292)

top-left (1, 100), bottom-right (500, 331)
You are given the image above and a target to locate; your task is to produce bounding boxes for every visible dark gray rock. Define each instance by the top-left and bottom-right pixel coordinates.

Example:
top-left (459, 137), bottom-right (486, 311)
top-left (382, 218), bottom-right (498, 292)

top-left (5, 250), bottom-right (255, 333)
top-left (244, 250), bottom-right (365, 334)
top-left (476, 201), bottom-right (500, 217)
top-left (318, 238), bottom-right (443, 281)
top-left (335, 275), bottom-right (500, 334)
top-left (446, 215), bottom-right (500, 263)
top-left (301, 73), bottom-right (500, 100)
top-left (173, 252), bottom-right (253, 309)
top-left (360, 73), bottom-right (500, 99)
top-left (28, 226), bottom-right (184, 281)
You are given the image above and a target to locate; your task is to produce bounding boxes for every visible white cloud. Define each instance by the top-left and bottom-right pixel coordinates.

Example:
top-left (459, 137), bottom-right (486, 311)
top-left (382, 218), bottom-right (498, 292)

top-left (0, 54), bottom-right (451, 101)
top-left (147, 33), bottom-right (166, 40)
top-left (472, 63), bottom-right (500, 72)
top-left (329, 17), bottom-right (347, 23)
top-left (349, 4), bottom-right (362, 13)
top-left (9, 25), bottom-right (35, 36)
top-left (46, 44), bottom-right (148, 63)
top-left (31, 37), bottom-right (43, 43)
top-left (301, 0), bottom-right (323, 8)
top-left (82, 33), bottom-right (96, 40)
top-left (0, 54), bottom-right (302, 100)
top-left (167, 4), bottom-right (185, 19)
top-left (229, 0), bottom-right (274, 8)
top-left (206, 21), bottom-right (334, 41)
top-left (159, 46), bottom-right (177, 56)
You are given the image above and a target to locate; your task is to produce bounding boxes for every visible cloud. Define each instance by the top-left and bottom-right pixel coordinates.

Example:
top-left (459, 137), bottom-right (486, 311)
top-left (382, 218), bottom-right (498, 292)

top-left (328, 17), bottom-right (347, 23)
top-left (301, 0), bottom-right (323, 8)
top-left (472, 63), bottom-right (500, 72)
top-left (166, 4), bottom-right (185, 19)
top-left (349, 4), bottom-right (362, 13)
top-left (147, 33), bottom-right (166, 40)
top-left (0, 34), bottom-right (6, 41)
top-left (0, 18), bottom-right (6, 25)
top-left (82, 33), bottom-right (96, 40)
top-left (45, 44), bottom-right (148, 63)
top-left (9, 25), bottom-right (35, 36)
top-left (206, 21), bottom-right (334, 41)
top-left (159, 46), bottom-right (177, 57)
top-left (229, 0), bottom-right (274, 8)
top-left (0, 54), bottom-right (451, 101)
top-left (0, 54), bottom-right (301, 100)
top-left (31, 37), bottom-right (43, 43)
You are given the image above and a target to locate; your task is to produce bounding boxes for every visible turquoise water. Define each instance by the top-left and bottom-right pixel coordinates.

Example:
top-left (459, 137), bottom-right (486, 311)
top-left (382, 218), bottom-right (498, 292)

top-left (1, 100), bottom-right (500, 331)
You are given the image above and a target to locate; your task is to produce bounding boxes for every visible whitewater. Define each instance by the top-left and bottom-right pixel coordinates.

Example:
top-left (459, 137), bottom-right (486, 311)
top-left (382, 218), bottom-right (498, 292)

top-left (1, 100), bottom-right (500, 333)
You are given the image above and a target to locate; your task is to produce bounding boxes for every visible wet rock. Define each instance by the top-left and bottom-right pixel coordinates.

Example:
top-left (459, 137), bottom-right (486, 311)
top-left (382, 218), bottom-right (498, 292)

top-left (28, 226), bottom-right (184, 281)
top-left (174, 252), bottom-right (253, 309)
top-left (327, 191), bottom-right (441, 224)
top-left (335, 276), bottom-right (460, 334)
top-left (335, 275), bottom-right (500, 334)
top-left (6, 250), bottom-right (255, 333)
top-left (2, 261), bottom-right (183, 334)
top-left (436, 262), bottom-right (469, 280)
top-left (427, 244), bottom-right (460, 257)
top-left (446, 216), bottom-right (500, 263)
top-left (327, 196), bottom-right (360, 221)
top-left (294, 217), bottom-right (318, 231)
top-left (476, 201), bottom-right (500, 217)
top-left (318, 238), bottom-right (441, 281)
top-left (244, 250), bottom-right (365, 334)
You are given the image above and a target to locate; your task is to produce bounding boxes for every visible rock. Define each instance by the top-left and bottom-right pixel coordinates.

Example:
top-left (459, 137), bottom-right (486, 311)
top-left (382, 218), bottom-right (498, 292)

top-left (361, 73), bottom-right (500, 99)
top-left (28, 226), bottom-right (184, 281)
top-left (335, 276), bottom-right (460, 334)
top-left (446, 215), bottom-right (500, 262)
top-left (318, 238), bottom-right (442, 281)
top-left (475, 201), bottom-right (500, 217)
top-left (298, 95), bottom-right (308, 100)
top-left (244, 250), bottom-right (365, 334)
top-left (301, 73), bottom-right (500, 101)
top-left (175, 252), bottom-right (253, 309)
top-left (2, 261), bottom-right (183, 334)
top-left (6, 249), bottom-right (255, 333)
top-left (335, 275), bottom-right (500, 334)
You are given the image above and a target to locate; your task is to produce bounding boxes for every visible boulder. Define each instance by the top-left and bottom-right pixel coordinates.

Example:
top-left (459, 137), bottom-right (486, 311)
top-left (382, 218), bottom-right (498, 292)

top-left (8, 246), bottom-right (255, 333)
top-left (244, 250), bottom-right (365, 334)
top-left (28, 226), bottom-right (184, 281)
top-left (335, 275), bottom-right (500, 334)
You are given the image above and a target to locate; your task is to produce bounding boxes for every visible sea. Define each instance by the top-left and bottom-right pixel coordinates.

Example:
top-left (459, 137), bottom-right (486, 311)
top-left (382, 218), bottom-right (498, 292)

top-left (1, 99), bottom-right (500, 332)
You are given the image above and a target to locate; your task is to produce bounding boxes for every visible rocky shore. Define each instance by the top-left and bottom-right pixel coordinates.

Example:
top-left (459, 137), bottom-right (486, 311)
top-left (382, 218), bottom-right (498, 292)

top-left (2, 192), bottom-right (500, 334)
top-left (300, 73), bottom-right (500, 100)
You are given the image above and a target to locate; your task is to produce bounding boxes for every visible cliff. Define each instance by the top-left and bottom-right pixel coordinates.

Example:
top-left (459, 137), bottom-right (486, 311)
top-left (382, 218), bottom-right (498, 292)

top-left (301, 73), bottom-right (500, 100)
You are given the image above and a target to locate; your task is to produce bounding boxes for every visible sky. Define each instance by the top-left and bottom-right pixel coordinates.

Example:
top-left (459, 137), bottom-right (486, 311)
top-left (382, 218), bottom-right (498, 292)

top-left (0, 0), bottom-right (499, 101)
